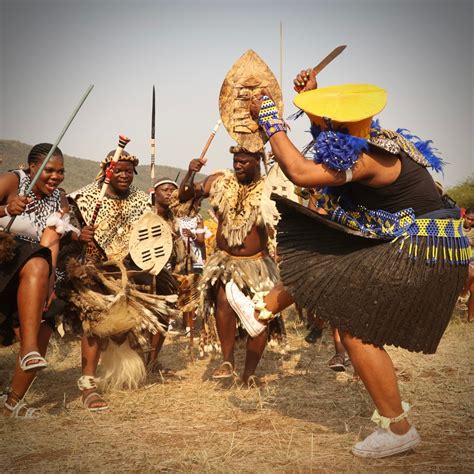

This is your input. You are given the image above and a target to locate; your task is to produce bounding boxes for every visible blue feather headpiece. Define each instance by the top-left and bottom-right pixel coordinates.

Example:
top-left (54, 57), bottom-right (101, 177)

top-left (310, 120), bottom-right (368, 171)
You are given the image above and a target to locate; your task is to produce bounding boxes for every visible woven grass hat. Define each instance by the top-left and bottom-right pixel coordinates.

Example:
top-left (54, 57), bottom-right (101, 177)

top-left (294, 84), bottom-right (387, 138)
top-left (129, 211), bottom-right (173, 275)
top-left (219, 49), bottom-right (283, 153)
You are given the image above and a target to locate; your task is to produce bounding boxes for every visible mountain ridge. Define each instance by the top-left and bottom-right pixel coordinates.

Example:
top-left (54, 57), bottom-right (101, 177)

top-left (0, 139), bottom-right (206, 193)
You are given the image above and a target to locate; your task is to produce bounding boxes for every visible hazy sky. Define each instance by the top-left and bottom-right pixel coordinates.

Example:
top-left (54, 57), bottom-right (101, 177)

top-left (0, 0), bottom-right (472, 187)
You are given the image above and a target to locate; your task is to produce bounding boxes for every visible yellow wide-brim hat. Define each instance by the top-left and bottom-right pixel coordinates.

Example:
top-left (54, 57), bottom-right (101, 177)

top-left (293, 84), bottom-right (387, 138)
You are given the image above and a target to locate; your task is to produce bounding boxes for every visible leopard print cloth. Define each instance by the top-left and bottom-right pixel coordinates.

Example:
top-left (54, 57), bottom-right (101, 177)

top-left (68, 183), bottom-right (150, 261)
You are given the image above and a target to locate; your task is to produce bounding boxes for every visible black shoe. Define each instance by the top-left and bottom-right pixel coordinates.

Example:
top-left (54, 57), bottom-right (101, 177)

top-left (305, 327), bottom-right (323, 344)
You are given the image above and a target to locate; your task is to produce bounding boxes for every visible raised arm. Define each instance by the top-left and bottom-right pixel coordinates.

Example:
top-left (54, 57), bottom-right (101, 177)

top-left (249, 89), bottom-right (376, 188)
top-left (178, 158), bottom-right (222, 202)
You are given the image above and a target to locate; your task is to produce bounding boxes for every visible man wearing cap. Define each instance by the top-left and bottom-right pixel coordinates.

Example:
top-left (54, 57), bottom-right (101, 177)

top-left (147, 177), bottom-right (181, 372)
top-left (224, 70), bottom-right (470, 457)
top-left (178, 145), bottom-right (279, 384)
top-left (65, 151), bottom-right (174, 411)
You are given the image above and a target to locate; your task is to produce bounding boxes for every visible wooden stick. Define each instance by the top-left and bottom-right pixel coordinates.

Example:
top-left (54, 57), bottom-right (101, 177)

top-left (199, 118), bottom-right (222, 161)
top-left (188, 118), bottom-right (222, 186)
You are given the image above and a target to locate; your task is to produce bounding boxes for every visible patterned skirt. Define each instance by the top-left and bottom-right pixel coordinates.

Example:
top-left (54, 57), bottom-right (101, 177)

top-left (275, 196), bottom-right (468, 354)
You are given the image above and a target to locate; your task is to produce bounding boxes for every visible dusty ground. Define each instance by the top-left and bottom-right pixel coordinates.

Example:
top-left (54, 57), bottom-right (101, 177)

top-left (0, 307), bottom-right (473, 473)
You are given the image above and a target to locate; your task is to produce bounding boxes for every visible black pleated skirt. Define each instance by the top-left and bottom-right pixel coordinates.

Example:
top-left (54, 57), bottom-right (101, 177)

top-left (274, 196), bottom-right (467, 354)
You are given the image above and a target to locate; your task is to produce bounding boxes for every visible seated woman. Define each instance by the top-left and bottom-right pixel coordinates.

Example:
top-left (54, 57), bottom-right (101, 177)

top-left (0, 143), bottom-right (78, 417)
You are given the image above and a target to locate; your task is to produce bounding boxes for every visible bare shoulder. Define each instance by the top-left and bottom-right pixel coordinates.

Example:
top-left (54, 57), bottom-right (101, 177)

top-left (355, 150), bottom-right (401, 186)
top-left (0, 171), bottom-right (20, 199)
top-left (59, 189), bottom-right (70, 213)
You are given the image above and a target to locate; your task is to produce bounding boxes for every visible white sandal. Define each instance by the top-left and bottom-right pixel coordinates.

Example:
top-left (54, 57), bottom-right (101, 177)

top-left (4, 399), bottom-right (41, 418)
top-left (77, 375), bottom-right (109, 413)
top-left (3, 388), bottom-right (42, 418)
top-left (82, 392), bottom-right (109, 412)
top-left (19, 351), bottom-right (47, 372)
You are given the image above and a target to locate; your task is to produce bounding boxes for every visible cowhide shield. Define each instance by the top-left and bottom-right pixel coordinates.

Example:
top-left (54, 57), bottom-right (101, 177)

top-left (219, 50), bottom-right (283, 153)
top-left (129, 212), bottom-right (173, 275)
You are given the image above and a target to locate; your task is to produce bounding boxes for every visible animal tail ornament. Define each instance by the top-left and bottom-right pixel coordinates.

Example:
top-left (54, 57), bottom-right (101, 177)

top-left (99, 339), bottom-right (146, 391)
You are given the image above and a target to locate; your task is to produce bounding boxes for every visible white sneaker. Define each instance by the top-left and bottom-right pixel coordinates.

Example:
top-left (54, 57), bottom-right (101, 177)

top-left (225, 281), bottom-right (266, 338)
top-left (352, 426), bottom-right (420, 458)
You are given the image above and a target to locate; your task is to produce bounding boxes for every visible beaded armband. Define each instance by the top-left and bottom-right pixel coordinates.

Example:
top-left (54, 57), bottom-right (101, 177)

top-left (258, 95), bottom-right (287, 139)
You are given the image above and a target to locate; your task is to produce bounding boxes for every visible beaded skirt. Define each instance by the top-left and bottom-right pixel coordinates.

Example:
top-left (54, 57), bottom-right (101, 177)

top-left (274, 196), bottom-right (468, 354)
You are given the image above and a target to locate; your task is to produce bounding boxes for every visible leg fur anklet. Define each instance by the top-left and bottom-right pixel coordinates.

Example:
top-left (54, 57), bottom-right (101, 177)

top-left (77, 375), bottom-right (97, 391)
top-left (371, 401), bottom-right (410, 430)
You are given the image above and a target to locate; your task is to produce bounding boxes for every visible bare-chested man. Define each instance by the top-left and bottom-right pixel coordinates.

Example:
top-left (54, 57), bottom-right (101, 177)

top-left (178, 146), bottom-right (278, 384)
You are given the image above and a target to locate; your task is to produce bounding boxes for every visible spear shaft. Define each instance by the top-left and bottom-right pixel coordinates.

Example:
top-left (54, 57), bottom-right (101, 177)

top-left (150, 85), bottom-right (156, 188)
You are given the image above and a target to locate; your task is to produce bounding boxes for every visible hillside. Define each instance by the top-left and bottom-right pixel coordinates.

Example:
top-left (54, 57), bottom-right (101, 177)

top-left (0, 139), bottom-right (206, 193)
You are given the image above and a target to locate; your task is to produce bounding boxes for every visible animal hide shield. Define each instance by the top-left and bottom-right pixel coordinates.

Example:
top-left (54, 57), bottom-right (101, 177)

top-left (219, 50), bottom-right (283, 152)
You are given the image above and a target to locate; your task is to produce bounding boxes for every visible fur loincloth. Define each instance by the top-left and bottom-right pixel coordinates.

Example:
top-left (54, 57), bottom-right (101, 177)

top-left (198, 250), bottom-right (280, 355)
top-left (200, 249), bottom-right (279, 319)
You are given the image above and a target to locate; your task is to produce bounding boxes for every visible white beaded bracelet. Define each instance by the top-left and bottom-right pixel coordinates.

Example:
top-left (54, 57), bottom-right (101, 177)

top-left (3, 205), bottom-right (11, 217)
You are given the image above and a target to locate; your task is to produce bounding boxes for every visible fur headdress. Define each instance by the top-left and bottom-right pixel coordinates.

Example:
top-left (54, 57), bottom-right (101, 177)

top-left (95, 150), bottom-right (139, 181)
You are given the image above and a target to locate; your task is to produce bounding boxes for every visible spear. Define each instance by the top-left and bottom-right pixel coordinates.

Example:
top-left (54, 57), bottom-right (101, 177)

top-left (150, 85), bottom-right (156, 189)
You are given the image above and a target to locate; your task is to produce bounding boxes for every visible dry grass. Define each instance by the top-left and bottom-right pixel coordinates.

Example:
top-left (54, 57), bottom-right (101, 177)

top-left (0, 306), bottom-right (473, 473)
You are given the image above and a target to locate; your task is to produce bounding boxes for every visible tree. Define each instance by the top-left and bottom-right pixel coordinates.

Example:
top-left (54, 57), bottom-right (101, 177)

top-left (447, 176), bottom-right (474, 210)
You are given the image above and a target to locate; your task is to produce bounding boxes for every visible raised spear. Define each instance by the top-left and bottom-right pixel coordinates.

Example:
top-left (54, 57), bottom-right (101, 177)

top-left (150, 85), bottom-right (156, 189)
